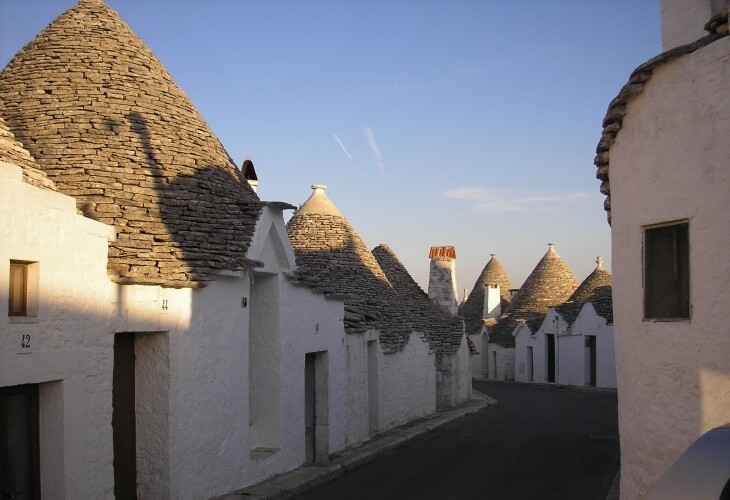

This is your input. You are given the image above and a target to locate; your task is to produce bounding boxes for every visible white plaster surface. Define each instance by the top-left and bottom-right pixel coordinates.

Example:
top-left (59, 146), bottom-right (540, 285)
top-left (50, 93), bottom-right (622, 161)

top-left (487, 344), bottom-right (515, 381)
top-left (0, 161), bottom-right (116, 498)
top-left (468, 333), bottom-right (489, 379)
top-left (1, 164), bottom-right (473, 499)
top-left (660, 0), bottom-right (725, 50)
top-left (514, 307), bottom-right (616, 388)
top-left (609, 36), bottom-right (730, 499)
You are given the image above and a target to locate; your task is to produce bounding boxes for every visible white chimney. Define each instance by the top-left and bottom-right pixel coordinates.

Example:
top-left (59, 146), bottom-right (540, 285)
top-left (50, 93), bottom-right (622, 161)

top-left (483, 284), bottom-right (502, 318)
top-left (427, 246), bottom-right (458, 316)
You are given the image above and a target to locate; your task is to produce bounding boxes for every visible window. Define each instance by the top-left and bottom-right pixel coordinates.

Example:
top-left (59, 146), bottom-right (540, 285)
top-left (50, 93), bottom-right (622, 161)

top-left (644, 221), bottom-right (690, 319)
top-left (8, 261), bottom-right (38, 318)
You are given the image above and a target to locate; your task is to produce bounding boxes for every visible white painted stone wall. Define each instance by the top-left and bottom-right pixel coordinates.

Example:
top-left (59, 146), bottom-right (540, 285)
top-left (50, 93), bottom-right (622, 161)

top-left (378, 333), bottom-right (436, 430)
top-left (0, 180), bottom-right (350, 499)
top-left (0, 161), bottom-right (116, 499)
top-left (556, 332), bottom-right (585, 387)
top-left (660, 0), bottom-right (726, 50)
top-left (468, 332), bottom-right (489, 379)
top-left (566, 304), bottom-right (616, 388)
top-left (609, 36), bottom-right (730, 499)
top-left (435, 337), bottom-right (472, 408)
top-left (344, 331), bottom-right (437, 444)
top-left (487, 343), bottom-right (515, 381)
top-left (514, 318), bottom-right (556, 384)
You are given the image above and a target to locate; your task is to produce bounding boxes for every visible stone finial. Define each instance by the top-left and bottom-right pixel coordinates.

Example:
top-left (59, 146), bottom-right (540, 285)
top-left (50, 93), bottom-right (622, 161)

top-left (548, 243), bottom-right (555, 250)
top-left (296, 184), bottom-right (343, 217)
top-left (596, 256), bottom-right (604, 269)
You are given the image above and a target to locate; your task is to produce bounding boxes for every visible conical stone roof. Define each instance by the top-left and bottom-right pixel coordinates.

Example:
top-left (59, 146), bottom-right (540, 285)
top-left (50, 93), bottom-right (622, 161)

top-left (286, 186), bottom-right (411, 352)
top-left (459, 254), bottom-right (514, 336)
top-left (0, 0), bottom-right (261, 287)
top-left (506, 244), bottom-right (579, 316)
top-left (488, 244), bottom-right (578, 348)
top-left (372, 244), bottom-right (466, 354)
top-left (557, 257), bottom-right (613, 325)
top-left (0, 112), bottom-right (55, 191)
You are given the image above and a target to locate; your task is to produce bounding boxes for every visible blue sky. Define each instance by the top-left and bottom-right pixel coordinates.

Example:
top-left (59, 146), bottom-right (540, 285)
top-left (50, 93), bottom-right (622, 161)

top-left (0, 0), bottom-right (662, 294)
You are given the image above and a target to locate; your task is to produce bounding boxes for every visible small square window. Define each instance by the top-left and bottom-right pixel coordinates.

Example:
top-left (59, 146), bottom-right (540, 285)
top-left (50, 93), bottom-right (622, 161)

top-left (9, 261), bottom-right (38, 318)
top-left (643, 221), bottom-right (690, 320)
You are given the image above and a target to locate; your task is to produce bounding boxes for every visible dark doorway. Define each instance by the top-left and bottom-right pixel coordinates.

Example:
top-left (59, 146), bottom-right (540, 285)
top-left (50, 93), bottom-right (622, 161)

top-left (587, 336), bottom-right (597, 387)
top-left (546, 334), bottom-right (556, 383)
top-left (0, 384), bottom-right (40, 500)
top-left (113, 333), bottom-right (137, 499)
top-left (527, 346), bottom-right (534, 382)
top-left (304, 353), bottom-right (316, 463)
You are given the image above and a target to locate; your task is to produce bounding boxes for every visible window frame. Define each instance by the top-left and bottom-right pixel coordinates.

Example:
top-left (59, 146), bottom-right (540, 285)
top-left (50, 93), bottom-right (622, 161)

top-left (642, 220), bottom-right (690, 321)
top-left (8, 260), bottom-right (39, 319)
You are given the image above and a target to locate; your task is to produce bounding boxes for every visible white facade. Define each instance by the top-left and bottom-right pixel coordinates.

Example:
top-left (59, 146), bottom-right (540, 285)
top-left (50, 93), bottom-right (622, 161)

top-left (468, 332), bottom-right (488, 379)
top-left (514, 319), bottom-right (555, 385)
top-left (2, 157), bottom-right (475, 498)
top-left (607, 21), bottom-right (730, 500)
top-left (0, 165), bottom-right (352, 498)
top-left (485, 341), bottom-right (515, 382)
top-left (514, 306), bottom-right (616, 388)
top-left (1, 160), bottom-right (117, 498)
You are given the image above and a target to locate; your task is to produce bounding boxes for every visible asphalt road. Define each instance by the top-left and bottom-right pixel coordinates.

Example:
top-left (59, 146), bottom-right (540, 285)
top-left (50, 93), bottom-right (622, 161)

top-left (295, 380), bottom-right (619, 500)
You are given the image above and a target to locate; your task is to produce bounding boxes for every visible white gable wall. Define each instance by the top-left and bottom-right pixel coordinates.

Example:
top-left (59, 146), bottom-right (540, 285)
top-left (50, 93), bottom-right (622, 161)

top-left (468, 332), bottom-right (488, 379)
top-left (569, 303), bottom-right (616, 388)
top-left (486, 343), bottom-right (515, 381)
top-left (609, 36), bottom-right (730, 498)
top-left (0, 161), bottom-right (116, 498)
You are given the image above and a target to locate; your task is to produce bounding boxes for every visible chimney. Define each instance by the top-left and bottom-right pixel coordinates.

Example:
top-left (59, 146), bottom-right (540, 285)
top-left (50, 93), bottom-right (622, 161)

top-left (427, 246), bottom-right (458, 316)
top-left (483, 284), bottom-right (502, 318)
top-left (241, 158), bottom-right (259, 193)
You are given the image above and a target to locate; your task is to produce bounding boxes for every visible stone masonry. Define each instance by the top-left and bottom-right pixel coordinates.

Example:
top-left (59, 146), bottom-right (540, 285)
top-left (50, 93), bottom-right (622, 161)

top-left (0, 0), bottom-right (262, 287)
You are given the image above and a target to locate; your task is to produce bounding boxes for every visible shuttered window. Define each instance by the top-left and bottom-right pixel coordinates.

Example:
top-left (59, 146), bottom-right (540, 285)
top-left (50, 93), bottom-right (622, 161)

top-left (643, 221), bottom-right (690, 320)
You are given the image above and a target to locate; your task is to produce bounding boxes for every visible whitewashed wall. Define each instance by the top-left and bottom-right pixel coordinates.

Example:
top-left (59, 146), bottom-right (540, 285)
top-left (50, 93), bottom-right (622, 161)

top-left (435, 338), bottom-right (472, 407)
top-left (0, 161), bottom-right (116, 498)
top-left (469, 333), bottom-right (488, 379)
top-left (487, 343), bottom-right (515, 381)
top-left (609, 36), bottom-right (730, 499)
top-left (515, 317), bottom-right (558, 384)
top-left (568, 304), bottom-right (616, 388)
top-left (556, 332), bottom-right (585, 387)
top-left (378, 333), bottom-right (436, 430)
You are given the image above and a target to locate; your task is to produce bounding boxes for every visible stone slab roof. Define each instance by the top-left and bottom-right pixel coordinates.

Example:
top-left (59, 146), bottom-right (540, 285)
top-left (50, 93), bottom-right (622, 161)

top-left (0, 112), bottom-right (56, 191)
top-left (0, 0), bottom-right (262, 287)
top-left (286, 186), bottom-right (411, 352)
top-left (372, 244), bottom-right (467, 355)
top-left (506, 244), bottom-right (578, 317)
top-left (594, 11), bottom-right (728, 225)
top-left (459, 254), bottom-right (514, 336)
top-left (485, 314), bottom-right (543, 349)
top-left (487, 244), bottom-right (578, 348)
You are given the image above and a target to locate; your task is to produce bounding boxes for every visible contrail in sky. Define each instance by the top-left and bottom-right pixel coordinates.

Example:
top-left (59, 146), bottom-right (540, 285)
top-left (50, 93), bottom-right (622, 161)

top-left (365, 127), bottom-right (385, 178)
top-left (332, 132), bottom-right (363, 176)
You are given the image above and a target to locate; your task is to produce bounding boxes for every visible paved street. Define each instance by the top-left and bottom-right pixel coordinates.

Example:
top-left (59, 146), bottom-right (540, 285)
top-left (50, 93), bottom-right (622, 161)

top-left (295, 381), bottom-right (619, 500)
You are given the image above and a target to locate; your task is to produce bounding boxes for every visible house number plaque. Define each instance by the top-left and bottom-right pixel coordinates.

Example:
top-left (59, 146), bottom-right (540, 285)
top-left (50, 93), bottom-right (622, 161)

top-left (17, 333), bottom-right (33, 354)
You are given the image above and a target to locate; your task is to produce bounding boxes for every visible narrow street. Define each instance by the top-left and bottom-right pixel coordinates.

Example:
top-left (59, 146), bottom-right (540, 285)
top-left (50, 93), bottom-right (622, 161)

top-left (295, 381), bottom-right (619, 500)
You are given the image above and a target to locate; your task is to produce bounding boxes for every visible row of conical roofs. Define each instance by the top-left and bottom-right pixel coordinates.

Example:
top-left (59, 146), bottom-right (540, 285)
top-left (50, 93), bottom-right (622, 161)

top-left (0, 0), bottom-right (261, 287)
top-left (286, 185), bottom-right (465, 354)
top-left (460, 245), bottom-right (612, 346)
